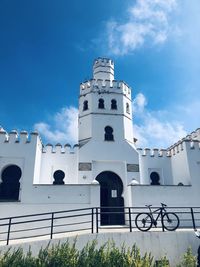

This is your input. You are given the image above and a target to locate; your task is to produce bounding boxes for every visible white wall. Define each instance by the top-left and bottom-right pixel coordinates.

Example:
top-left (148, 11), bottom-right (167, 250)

top-left (39, 145), bottom-right (78, 184)
top-left (0, 131), bottom-right (42, 202)
top-left (0, 184), bottom-right (100, 217)
top-left (137, 148), bottom-right (173, 185)
top-left (129, 184), bottom-right (199, 207)
top-left (170, 142), bottom-right (191, 185)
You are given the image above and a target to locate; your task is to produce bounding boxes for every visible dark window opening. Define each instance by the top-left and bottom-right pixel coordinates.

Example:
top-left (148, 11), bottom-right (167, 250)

top-left (126, 103), bottom-right (130, 114)
top-left (104, 126), bottom-right (114, 141)
top-left (98, 99), bottom-right (105, 109)
top-left (53, 170), bottom-right (65, 185)
top-left (0, 165), bottom-right (21, 201)
top-left (83, 100), bottom-right (88, 111)
top-left (150, 172), bottom-right (160, 185)
top-left (178, 182), bottom-right (184, 186)
top-left (111, 99), bottom-right (117, 110)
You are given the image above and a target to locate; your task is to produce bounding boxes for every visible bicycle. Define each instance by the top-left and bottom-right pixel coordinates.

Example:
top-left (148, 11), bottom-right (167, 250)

top-left (135, 203), bottom-right (180, 231)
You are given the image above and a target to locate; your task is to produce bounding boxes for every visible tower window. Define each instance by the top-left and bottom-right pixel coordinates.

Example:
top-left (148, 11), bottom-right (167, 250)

top-left (104, 126), bottom-right (114, 141)
top-left (98, 98), bottom-right (105, 109)
top-left (83, 100), bottom-right (88, 111)
top-left (126, 103), bottom-right (130, 114)
top-left (150, 172), bottom-right (160, 185)
top-left (53, 170), bottom-right (65, 185)
top-left (111, 99), bottom-right (117, 110)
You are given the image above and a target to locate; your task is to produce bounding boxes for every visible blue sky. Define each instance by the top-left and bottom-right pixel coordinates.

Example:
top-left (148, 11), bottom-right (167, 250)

top-left (0, 0), bottom-right (200, 148)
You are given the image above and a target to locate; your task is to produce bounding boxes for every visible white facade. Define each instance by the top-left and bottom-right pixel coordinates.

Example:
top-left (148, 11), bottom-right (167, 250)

top-left (0, 57), bottom-right (200, 220)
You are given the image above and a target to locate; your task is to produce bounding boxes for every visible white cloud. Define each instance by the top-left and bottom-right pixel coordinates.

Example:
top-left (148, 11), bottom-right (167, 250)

top-left (106, 0), bottom-right (178, 55)
top-left (34, 106), bottom-right (78, 145)
top-left (133, 92), bottom-right (147, 113)
top-left (133, 93), bottom-right (187, 148)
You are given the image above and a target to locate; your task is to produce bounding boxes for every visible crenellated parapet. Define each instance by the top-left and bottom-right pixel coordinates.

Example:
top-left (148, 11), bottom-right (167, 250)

top-left (137, 148), bottom-right (171, 157)
top-left (42, 143), bottom-right (79, 154)
top-left (93, 57), bottom-right (114, 68)
top-left (186, 128), bottom-right (200, 141)
top-left (167, 138), bottom-right (200, 156)
top-left (80, 79), bottom-right (131, 98)
top-left (0, 129), bottom-right (42, 144)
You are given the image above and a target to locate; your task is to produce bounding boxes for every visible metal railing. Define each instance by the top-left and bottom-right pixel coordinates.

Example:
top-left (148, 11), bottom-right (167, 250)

top-left (0, 206), bottom-right (200, 246)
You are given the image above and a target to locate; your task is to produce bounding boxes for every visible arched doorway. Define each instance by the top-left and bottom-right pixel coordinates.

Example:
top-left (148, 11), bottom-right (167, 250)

top-left (0, 165), bottom-right (21, 201)
top-left (96, 171), bottom-right (125, 225)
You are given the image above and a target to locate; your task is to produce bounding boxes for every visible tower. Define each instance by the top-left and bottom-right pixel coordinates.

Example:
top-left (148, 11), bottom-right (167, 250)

top-left (78, 57), bottom-right (134, 145)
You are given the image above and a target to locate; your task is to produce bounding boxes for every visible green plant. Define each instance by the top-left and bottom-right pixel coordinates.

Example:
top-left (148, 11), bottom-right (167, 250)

top-left (176, 247), bottom-right (197, 267)
top-left (0, 240), bottom-right (198, 267)
top-left (155, 256), bottom-right (170, 267)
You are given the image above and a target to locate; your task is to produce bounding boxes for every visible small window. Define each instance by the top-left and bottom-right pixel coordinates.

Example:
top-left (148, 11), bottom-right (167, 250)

top-left (111, 99), bottom-right (117, 110)
top-left (126, 103), bottom-right (130, 114)
top-left (53, 170), bottom-right (65, 185)
top-left (178, 182), bottom-right (184, 186)
top-left (150, 172), bottom-right (160, 185)
top-left (83, 100), bottom-right (88, 111)
top-left (98, 99), bottom-right (105, 109)
top-left (104, 126), bottom-right (114, 141)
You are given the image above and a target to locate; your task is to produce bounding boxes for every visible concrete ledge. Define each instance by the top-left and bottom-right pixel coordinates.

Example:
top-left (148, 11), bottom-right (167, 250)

top-left (0, 230), bottom-right (199, 266)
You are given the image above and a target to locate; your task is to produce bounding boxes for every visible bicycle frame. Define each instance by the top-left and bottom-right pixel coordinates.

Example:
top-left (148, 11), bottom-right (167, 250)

top-left (147, 206), bottom-right (167, 226)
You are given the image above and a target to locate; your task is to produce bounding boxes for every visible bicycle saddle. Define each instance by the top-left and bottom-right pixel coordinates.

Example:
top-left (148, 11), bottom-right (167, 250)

top-left (145, 204), bottom-right (152, 207)
top-left (161, 203), bottom-right (167, 207)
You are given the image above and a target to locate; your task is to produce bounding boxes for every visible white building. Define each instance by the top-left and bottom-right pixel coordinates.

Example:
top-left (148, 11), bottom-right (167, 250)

top-left (0, 57), bottom-right (200, 225)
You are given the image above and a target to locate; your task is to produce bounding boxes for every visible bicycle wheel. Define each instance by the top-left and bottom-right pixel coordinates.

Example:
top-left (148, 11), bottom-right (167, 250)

top-left (135, 213), bottom-right (153, 231)
top-left (162, 212), bottom-right (179, 231)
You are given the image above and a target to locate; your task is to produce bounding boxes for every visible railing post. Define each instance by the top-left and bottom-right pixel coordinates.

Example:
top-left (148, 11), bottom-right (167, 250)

top-left (128, 208), bottom-right (132, 232)
top-left (160, 209), bottom-right (165, 232)
top-left (96, 208), bottom-right (98, 233)
top-left (91, 208), bottom-right (94, 234)
top-left (7, 218), bottom-right (12, 245)
top-left (191, 208), bottom-right (196, 230)
top-left (50, 213), bottom-right (54, 239)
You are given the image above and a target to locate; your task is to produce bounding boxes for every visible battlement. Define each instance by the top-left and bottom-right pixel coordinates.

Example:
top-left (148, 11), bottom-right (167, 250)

top-left (93, 57), bottom-right (114, 80)
top-left (0, 129), bottom-right (41, 144)
top-left (42, 143), bottom-right (79, 154)
top-left (168, 139), bottom-right (200, 156)
top-left (137, 148), bottom-right (171, 157)
top-left (138, 138), bottom-right (200, 158)
top-left (187, 128), bottom-right (200, 141)
top-left (80, 79), bottom-right (131, 97)
top-left (93, 57), bottom-right (114, 68)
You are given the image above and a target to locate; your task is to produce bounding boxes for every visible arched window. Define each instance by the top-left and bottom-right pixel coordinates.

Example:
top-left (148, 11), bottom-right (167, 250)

top-left (53, 170), bottom-right (65, 185)
top-left (111, 99), bottom-right (117, 110)
top-left (104, 126), bottom-right (114, 141)
top-left (98, 98), bottom-right (105, 109)
top-left (126, 103), bottom-right (130, 114)
top-left (178, 182), bottom-right (184, 186)
top-left (150, 172), bottom-right (160, 185)
top-left (83, 100), bottom-right (88, 111)
top-left (0, 165), bottom-right (21, 201)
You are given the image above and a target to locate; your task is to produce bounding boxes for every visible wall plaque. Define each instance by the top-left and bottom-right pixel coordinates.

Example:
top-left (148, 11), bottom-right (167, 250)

top-left (79, 162), bottom-right (92, 171)
top-left (127, 164), bottom-right (139, 172)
